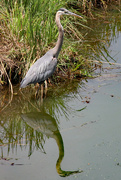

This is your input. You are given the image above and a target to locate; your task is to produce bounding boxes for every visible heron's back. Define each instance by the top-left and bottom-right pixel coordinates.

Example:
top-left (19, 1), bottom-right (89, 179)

top-left (20, 51), bottom-right (57, 88)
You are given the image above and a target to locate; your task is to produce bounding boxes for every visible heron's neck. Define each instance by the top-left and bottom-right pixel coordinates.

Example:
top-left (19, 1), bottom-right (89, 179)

top-left (53, 13), bottom-right (64, 58)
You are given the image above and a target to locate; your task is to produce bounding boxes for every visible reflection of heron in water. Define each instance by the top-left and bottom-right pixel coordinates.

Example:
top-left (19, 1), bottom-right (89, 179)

top-left (21, 112), bottom-right (83, 177)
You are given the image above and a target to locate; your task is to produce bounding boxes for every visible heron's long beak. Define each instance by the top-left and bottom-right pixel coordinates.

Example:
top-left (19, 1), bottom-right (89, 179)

top-left (68, 11), bottom-right (83, 19)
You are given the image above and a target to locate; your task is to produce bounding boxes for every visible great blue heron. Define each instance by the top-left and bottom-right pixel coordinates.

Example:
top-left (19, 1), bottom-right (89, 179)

top-left (20, 8), bottom-right (82, 95)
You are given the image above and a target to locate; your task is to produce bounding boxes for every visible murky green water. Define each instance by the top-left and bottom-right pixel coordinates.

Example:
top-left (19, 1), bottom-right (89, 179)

top-left (1, 10), bottom-right (121, 180)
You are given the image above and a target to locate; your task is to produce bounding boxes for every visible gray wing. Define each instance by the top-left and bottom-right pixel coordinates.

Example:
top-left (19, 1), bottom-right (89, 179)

top-left (20, 52), bottom-right (57, 88)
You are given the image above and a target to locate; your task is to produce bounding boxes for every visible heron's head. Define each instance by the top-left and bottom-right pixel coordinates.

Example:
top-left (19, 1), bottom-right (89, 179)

top-left (57, 8), bottom-right (83, 19)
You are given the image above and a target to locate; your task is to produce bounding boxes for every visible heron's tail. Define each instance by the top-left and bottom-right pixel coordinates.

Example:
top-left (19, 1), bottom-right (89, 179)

top-left (20, 78), bottom-right (26, 88)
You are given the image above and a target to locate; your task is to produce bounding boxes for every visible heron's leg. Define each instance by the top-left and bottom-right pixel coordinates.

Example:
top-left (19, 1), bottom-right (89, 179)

top-left (35, 84), bottom-right (41, 98)
top-left (41, 84), bottom-right (44, 98)
top-left (40, 84), bottom-right (44, 103)
top-left (48, 78), bottom-right (51, 85)
top-left (44, 80), bottom-right (47, 96)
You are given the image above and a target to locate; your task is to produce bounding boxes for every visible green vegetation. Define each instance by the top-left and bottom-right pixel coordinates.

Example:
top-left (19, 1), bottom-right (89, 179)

top-left (0, 0), bottom-right (120, 86)
top-left (0, 0), bottom-right (83, 85)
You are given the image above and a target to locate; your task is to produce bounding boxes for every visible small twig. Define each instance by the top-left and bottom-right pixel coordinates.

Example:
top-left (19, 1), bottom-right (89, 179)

top-left (0, 61), bottom-right (13, 112)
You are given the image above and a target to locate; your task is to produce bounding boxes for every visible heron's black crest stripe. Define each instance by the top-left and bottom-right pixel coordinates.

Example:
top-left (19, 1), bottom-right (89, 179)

top-left (58, 8), bottom-right (66, 12)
